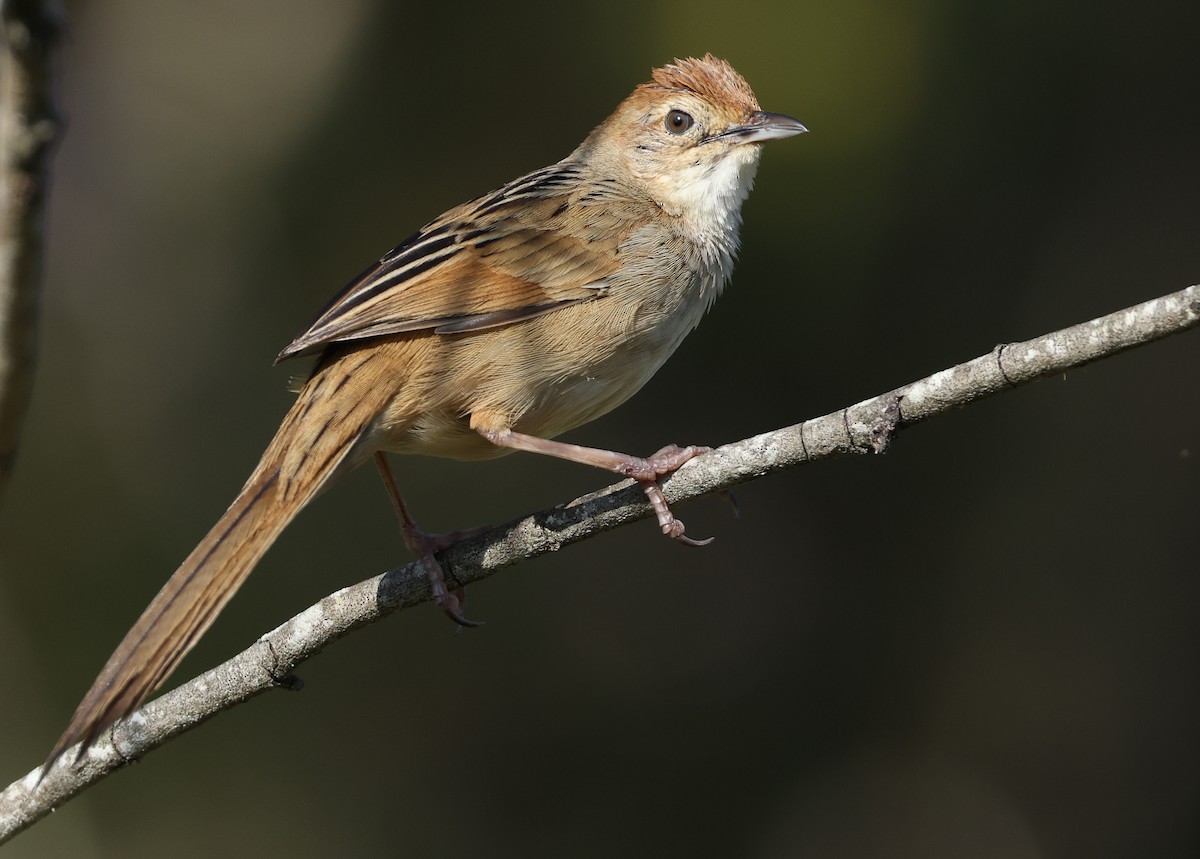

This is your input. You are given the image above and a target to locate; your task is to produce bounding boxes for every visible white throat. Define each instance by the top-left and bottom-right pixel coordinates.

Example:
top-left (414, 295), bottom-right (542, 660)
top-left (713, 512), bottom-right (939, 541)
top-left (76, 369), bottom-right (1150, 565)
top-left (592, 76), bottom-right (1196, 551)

top-left (655, 145), bottom-right (762, 303)
top-left (660, 145), bottom-right (761, 238)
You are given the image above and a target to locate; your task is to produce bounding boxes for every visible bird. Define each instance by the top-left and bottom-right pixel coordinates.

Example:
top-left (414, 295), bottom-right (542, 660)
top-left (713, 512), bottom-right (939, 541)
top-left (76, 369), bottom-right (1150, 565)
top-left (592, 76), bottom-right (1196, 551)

top-left (42, 53), bottom-right (806, 776)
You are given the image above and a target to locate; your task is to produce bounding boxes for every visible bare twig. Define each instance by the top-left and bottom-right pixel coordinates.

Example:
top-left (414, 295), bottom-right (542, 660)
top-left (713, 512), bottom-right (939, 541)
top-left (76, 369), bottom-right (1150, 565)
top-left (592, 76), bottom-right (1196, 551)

top-left (1, 283), bottom-right (1197, 841)
top-left (0, 0), bottom-right (59, 503)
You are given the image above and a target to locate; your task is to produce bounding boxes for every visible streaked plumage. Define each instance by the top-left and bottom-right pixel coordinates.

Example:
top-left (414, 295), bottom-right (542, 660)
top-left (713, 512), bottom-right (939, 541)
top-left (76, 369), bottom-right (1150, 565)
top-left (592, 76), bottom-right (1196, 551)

top-left (42, 54), bottom-right (805, 778)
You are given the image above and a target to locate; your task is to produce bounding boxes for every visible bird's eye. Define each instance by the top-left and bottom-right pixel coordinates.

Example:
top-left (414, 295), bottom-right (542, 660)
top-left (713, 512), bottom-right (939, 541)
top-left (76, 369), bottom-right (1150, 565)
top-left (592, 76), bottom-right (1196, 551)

top-left (665, 110), bottom-right (694, 134)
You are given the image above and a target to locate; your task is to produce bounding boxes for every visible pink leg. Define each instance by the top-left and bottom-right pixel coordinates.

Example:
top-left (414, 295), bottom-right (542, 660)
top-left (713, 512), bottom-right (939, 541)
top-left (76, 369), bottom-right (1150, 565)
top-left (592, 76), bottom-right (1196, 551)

top-left (473, 423), bottom-right (713, 547)
top-left (374, 453), bottom-right (484, 627)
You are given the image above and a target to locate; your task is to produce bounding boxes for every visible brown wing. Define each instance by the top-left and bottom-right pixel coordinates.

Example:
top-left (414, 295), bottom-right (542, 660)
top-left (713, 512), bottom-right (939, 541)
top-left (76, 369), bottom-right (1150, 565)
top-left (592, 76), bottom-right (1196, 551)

top-left (276, 163), bottom-right (647, 362)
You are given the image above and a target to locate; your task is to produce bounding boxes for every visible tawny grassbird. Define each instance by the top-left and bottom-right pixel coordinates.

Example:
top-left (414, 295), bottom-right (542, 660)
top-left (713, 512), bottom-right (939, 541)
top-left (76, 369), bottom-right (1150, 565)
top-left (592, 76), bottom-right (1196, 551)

top-left (43, 54), bottom-right (806, 774)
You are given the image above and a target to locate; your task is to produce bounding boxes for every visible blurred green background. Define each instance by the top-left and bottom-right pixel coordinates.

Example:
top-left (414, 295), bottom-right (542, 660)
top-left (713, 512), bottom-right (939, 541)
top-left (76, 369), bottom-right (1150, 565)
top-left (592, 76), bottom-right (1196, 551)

top-left (3, 1), bottom-right (1199, 856)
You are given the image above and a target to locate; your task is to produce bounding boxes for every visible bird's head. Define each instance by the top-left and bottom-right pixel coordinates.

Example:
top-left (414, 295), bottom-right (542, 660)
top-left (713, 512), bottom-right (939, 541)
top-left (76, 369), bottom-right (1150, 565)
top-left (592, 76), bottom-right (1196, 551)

top-left (577, 54), bottom-right (806, 227)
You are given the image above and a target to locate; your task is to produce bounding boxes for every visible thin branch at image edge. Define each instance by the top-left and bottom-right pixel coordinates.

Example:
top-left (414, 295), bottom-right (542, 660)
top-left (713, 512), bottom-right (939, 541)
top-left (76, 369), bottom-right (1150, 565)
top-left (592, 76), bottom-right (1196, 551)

top-left (0, 0), bottom-right (60, 503)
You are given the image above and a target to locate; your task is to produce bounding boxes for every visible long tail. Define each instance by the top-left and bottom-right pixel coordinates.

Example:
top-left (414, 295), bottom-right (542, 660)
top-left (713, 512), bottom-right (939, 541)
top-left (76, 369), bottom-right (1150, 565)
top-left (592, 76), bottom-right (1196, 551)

top-left (44, 349), bottom-right (391, 772)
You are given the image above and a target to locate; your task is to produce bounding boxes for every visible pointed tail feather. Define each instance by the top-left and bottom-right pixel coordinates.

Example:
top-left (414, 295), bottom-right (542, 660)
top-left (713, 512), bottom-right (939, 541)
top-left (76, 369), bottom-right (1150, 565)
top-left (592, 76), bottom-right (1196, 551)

top-left (42, 354), bottom-right (390, 775)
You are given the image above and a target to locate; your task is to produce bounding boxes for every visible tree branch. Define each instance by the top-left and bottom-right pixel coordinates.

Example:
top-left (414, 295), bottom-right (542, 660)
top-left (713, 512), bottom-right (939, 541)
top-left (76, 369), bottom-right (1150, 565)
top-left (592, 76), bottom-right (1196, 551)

top-left (0, 0), bottom-right (59, 503)
top-left (2, 283), bottom-right (1198, 842)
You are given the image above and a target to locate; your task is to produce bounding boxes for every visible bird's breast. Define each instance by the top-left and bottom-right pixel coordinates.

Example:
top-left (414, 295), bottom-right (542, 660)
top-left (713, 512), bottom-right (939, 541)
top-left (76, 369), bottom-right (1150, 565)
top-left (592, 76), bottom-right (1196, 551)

top-left (373, 227), bottom-right (725, 460)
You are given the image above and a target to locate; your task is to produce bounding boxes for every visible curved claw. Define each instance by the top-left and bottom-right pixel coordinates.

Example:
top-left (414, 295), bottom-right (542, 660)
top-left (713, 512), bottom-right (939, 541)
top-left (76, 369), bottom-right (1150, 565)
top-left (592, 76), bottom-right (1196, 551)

top-left (656, 504), bottom-right (715, 547)
top-left (438, 591), bottom-right (485, 628)
top-left (442, 606), bottom-right (485, 628)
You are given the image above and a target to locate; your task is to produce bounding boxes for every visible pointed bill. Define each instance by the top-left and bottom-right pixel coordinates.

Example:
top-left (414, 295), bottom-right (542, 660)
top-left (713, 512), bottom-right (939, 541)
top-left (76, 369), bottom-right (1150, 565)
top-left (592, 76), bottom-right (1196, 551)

top-left (722, 111), bottom-right (808, 144)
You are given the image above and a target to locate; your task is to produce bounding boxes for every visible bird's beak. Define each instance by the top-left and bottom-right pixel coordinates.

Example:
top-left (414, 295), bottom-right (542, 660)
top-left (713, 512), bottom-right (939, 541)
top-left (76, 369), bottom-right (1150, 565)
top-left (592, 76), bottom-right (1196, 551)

top-left (721, 111), bottom-right (808, 144)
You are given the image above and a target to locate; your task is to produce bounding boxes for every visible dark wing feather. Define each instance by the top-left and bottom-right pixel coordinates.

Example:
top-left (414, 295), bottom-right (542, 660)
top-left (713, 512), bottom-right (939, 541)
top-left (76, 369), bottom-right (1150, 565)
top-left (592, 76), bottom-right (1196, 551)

top-left (276, 163), bottom-right (647, 362)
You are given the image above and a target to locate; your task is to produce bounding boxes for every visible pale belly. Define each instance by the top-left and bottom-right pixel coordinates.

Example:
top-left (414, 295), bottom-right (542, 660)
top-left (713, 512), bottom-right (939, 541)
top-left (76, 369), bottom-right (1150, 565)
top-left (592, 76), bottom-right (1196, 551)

top-left (373, 271), bottom-right (712, 461)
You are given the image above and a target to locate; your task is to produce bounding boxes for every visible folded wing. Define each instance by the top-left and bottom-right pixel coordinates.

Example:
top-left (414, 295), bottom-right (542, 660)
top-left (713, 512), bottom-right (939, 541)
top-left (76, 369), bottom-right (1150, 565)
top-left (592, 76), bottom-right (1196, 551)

top-left (277, 163), bottom-right (650, 361)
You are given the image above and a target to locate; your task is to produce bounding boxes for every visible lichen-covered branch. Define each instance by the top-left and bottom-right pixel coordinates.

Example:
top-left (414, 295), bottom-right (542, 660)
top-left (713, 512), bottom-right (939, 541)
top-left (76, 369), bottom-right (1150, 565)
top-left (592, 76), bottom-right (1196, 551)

top-left (1, 283), bottom-right (1197, 842)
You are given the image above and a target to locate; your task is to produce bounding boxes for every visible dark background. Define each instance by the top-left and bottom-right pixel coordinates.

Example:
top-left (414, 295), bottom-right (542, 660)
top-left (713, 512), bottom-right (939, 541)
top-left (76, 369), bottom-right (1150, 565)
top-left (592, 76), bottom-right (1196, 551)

top-left (3, 1), bottom-right (1199, 856)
